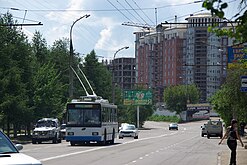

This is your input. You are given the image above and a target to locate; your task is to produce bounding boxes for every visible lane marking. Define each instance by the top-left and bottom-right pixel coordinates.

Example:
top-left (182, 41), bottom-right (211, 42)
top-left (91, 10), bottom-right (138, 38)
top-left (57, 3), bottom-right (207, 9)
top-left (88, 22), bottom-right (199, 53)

top-left (39, 131), bottom-right (180, 162)
top-left (126, 135), bottom-right (199, 164)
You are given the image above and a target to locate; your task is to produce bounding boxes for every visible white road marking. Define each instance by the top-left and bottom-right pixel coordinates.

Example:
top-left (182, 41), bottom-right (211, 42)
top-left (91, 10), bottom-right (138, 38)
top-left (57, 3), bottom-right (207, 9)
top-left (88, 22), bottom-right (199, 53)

top-left (39, 130), bottom-right (180, 162)
top-left (126, 135), bottom-right (199, 164)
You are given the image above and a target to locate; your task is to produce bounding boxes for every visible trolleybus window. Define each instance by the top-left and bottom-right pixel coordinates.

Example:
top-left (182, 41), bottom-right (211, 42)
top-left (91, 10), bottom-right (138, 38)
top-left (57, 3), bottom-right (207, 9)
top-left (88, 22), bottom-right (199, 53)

top-left (67, 104), bottom-right (101, 127)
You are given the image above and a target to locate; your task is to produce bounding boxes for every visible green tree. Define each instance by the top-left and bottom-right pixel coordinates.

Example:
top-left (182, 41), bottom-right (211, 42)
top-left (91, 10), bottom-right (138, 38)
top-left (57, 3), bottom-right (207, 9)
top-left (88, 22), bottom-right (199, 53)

top-left (0, 13), bottom-right (32, 136)
top-left (209, 69), bottom-right (247, 125)
top-left (118, 104), bottom-right (154, 127)
top-left (32, 62), bottom-right (64, 120)
top-left (163, 85), bottom-right (200, 117)
top-left (82, 50), bottom-right (112, 100)
top-left (32, 31), bottom-right (49, 64)
top-left (202, 0), bottom-right (247, 43)
top-left (49, 38), bottom-right (70, 103)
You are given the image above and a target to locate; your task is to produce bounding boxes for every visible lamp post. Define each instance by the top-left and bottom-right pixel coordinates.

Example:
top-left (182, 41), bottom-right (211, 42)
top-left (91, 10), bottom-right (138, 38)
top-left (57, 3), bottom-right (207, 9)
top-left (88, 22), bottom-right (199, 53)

top-left (112, 46), bottom-right (129, 104)
top-left (69, 14), bottom-right (90, 99)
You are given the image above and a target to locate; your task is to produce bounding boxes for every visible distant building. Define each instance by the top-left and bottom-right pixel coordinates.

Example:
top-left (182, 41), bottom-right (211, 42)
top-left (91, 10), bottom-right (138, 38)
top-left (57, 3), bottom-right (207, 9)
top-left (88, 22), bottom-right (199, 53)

top-left (134, 12), bottom-right (232, 105)
top-left (135, 24), bottom-right (186, 104)
top-left (184, 13), bottom-right (230, 102)
top-left (109, 57), bottom-right (136, 90)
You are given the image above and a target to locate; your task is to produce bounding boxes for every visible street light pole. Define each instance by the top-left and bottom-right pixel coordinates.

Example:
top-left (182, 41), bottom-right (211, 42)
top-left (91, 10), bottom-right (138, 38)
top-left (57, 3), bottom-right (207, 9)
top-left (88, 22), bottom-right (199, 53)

top-left (112, 46), bottom-right (129, 104)
top-left (69, 14), bottom-right (90, 99)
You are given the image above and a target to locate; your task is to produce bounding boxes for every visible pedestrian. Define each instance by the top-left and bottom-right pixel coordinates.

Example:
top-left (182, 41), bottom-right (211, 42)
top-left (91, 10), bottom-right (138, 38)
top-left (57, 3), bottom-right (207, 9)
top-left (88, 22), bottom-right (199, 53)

top-left (240, 121), bottom-right (246, 136)
top-left (218, 119), bottom-right (244, 165)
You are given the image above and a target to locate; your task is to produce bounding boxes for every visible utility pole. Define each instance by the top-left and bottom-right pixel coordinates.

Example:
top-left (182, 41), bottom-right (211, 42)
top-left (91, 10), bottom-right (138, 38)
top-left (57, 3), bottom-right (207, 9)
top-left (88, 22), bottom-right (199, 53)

top-left (69, 14), bottom-right (90, 99)
top-left (112, 46), bottom-right (129, 104)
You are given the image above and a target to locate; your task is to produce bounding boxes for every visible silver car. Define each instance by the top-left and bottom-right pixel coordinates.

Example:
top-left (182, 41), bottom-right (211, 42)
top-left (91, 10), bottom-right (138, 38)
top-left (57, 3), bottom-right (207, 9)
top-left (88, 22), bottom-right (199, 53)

top-left (0, 130), bottom-right (42, 165)
top-left (119, 124), bottom-right (139, 139)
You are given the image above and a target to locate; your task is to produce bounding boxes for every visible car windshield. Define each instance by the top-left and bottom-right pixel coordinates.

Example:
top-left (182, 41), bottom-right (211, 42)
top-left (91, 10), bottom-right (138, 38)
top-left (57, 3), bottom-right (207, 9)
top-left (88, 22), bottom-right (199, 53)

top-left (36, 120), bottom-right (56, 127)
top-left (171, 123), bottom-right (177, 126)
top-left (61, 124), bottom-right (66, 129)
top-left (0, 131), bottom-right (18, 154)
top-left (123, 125), bottom-right (136, 130)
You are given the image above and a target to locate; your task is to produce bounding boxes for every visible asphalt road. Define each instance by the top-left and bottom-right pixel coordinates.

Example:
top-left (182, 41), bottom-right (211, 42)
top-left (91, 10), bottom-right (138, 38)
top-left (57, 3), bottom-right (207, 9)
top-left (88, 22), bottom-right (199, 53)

top-left (21, 121), bottom-right (226, 165)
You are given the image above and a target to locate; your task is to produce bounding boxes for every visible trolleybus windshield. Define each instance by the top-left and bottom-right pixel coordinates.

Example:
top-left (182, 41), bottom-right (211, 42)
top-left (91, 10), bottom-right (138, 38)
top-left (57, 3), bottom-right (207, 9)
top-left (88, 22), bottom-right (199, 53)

top-left (67, 104), bottom-right (101, 127)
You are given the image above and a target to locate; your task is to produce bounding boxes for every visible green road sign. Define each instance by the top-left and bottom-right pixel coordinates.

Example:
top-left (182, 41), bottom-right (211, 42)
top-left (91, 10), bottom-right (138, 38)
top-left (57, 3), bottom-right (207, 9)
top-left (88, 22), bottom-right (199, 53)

top-left (123, 90), bottom-right (152, 105)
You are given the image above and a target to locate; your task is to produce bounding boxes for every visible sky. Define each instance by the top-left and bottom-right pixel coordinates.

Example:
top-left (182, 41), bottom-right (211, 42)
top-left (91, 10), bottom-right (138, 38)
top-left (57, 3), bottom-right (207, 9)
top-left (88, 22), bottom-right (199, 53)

top-left (0, 0), bottom-right (243, 60)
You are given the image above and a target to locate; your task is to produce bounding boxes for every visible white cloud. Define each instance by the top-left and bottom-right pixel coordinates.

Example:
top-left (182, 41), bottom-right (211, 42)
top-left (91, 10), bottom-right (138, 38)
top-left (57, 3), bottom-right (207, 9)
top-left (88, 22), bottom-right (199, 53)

top-left (95, 27), bottom-right (112, 50)
top-left (45, 0), bottom-right (86, 24)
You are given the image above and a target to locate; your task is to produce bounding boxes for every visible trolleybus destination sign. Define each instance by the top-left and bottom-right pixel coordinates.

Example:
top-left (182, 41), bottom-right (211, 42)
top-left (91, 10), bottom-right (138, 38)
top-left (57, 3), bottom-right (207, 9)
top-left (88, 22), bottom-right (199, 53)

top-left (123, 90), bottom-right (152, 105)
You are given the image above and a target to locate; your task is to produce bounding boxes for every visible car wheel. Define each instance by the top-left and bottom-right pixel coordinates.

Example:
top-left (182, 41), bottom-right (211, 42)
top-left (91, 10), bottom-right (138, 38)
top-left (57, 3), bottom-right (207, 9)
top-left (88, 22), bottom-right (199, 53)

top-left (52, 134), bottom-right (58, 144)
top-left (32, 139), bottom-right (36, 144)
top-left (70, 141), bottom-right (76, 146)
top-left (110, 129), bottom-right (115, 144)
top-left (207, 134), bottom-right (210, 139)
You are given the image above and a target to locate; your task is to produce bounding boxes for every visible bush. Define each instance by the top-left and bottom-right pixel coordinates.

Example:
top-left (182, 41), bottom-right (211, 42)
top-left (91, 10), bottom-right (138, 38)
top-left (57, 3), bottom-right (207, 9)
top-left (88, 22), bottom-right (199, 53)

top-left (147, 115), bottom-right (181, 123)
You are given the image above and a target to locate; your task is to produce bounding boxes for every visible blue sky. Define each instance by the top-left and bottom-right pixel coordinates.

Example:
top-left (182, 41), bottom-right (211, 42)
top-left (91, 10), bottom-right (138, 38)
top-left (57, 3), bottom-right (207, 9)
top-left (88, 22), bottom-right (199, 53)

top-left (0, 0), bottom-right (242, 60)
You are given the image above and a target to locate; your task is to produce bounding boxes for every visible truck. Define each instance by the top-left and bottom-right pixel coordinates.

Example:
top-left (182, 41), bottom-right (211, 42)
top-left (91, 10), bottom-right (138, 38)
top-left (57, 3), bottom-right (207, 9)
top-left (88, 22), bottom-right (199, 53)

top-left (32, 118), bottom-right (62, 144)
top-left (206, 119), bottom-right (223, 139)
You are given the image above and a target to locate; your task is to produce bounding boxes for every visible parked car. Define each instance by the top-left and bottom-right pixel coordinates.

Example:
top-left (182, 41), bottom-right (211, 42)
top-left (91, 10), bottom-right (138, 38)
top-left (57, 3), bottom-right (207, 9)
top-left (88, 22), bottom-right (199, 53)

top-left (119, 124), bottom-right (139, 139)
top-left (201, 124), bottom-right (207, 137)
top-left (0, 130), bottom-right (42, 165)
top-left (32, 118), bottom-right (62, 144)
top-left (169, 123), bottom-right (178, 130)
top-left (60, 124), bottom-right (66, 140)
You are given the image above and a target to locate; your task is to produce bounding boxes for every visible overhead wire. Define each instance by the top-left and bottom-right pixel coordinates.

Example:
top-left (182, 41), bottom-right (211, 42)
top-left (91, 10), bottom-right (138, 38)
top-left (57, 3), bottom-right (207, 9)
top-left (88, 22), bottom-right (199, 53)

top-left (124, 0), bottom-right (150, 26)
top-left (107, 0), bottom-right (133, 22)
top-left (132, 0), bottom-right (155, 25)
top-left (116, 0), bottom-right (142, 23)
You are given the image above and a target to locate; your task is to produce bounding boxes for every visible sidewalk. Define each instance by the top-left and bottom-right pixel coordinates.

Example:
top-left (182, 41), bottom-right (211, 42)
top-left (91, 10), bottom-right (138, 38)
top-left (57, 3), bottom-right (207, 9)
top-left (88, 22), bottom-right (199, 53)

top-left (219, 136), bottom-right (247, 165)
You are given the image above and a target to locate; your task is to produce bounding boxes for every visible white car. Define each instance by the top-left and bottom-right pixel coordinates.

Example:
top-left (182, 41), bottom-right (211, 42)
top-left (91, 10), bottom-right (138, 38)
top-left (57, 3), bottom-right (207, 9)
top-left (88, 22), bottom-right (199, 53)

top-left (201, 124), bottom-right (207, 137)
top-left (169, 123), bottom-right (178, 130)
top-left (119, 124), bottom-right (138, 139)
top-left (0, 130), bottom-right (42, 165)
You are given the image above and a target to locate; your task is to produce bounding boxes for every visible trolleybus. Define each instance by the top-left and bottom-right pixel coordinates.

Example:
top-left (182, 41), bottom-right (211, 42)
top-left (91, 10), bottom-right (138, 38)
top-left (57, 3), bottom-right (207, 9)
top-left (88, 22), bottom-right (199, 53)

top-left (65, 96), bottom-right (118, 146)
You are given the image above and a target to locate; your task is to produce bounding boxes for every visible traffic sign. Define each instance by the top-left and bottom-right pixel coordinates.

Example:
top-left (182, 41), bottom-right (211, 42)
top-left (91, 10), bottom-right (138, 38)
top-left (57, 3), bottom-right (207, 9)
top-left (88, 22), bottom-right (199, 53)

top-left (123, 90), bottom-right (152, 105)
top-left (240, 76), bottom-right (247, 92)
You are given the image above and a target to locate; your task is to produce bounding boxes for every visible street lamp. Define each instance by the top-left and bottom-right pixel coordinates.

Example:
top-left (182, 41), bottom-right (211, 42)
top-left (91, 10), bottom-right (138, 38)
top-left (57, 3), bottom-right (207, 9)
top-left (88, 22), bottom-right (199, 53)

top-left (69, 14), bottom-right (90, 99)
top-left (112, 46), bottom-right (129, 104)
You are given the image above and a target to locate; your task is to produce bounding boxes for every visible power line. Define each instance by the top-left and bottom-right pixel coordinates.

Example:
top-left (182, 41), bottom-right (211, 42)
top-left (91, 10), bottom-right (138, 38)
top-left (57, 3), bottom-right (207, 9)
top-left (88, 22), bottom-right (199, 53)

top-left (124, 0), bottom-right (150, 26)
top-left (132, 0), bottom-right (155, 25)
top-left (0, 23), bottom-right (43, 26)
top-left (116, 0), bottom-right (142, 23)
top-left (0, 1), bottom-right (205, 12)
top-left (107, 0), bottom-right (133, 22)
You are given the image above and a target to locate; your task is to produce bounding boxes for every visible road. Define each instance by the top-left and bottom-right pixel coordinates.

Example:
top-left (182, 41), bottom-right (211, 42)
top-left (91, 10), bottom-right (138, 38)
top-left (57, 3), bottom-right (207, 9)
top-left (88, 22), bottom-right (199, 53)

top-left (21, 121), bottom-right (225, 165)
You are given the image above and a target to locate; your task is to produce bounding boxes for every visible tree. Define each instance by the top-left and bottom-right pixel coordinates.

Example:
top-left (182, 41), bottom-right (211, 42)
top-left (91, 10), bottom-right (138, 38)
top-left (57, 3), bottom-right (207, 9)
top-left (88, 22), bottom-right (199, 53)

top-left (209, 68), bottom-right (247, 125)
top-left (31, 31), bottom-right (49, 64)
top-left (0, 13), bottom-right (32, 136)
top-left (163, 85), bottom-right (200, 117)
top-left (202, 0), bottom-right (247, 43)
top-left (82, 50), bottom-right (112, 100)
top-left (49, 38), bottom-right (70, 103)
top-left (32, 62), bottom-right (64, 120)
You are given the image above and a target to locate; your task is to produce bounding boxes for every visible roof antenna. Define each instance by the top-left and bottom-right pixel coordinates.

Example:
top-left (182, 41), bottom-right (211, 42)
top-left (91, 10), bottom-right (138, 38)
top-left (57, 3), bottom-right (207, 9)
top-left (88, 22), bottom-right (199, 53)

top-left (70, 66), bottom-right (89, 96)
top-left (77, 65), bottom-right (97, 96)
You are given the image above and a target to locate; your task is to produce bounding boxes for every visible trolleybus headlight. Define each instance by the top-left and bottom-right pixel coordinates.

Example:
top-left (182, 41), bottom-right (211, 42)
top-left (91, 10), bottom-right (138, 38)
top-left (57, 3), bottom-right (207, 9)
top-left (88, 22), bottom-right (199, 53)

top-left (92, 132), bottom-right (98, 136)
top-left (68, 132), bottom-right (74, 135)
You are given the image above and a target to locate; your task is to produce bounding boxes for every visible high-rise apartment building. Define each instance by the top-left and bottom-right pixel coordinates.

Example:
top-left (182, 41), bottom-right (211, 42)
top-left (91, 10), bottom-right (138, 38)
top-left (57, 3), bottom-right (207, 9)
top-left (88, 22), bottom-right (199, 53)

top-left (185, 13), bottom-right (229, 102)
top-left (135, 12), bottom-right (230, 104)
top-left (135, 25), bottom-right (186, 104)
